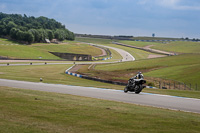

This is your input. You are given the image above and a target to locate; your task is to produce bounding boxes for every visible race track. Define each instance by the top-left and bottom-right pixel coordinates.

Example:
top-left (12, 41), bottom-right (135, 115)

top-left (1, 79), bottom-right (200, 114)
top-left (0, 43), bottom-right (199, 114)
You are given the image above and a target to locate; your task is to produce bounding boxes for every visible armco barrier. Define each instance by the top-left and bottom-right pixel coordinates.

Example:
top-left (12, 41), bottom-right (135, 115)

top-left (102, 57), bottom-right (112, 60)
top-left (65, 65), bottom-right (126, 86)
top-left (65, 71), bottom-right (82, 78)
top-left (146, 86), bottom-right (158, 89)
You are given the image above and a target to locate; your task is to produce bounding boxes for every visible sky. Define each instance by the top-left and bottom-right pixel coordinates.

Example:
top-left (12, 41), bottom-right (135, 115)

top-left (0, 0), bottom-right (200, 38)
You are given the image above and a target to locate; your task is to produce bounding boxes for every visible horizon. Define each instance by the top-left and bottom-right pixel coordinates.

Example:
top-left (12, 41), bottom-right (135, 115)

top-left (1, 0), bottom-right (200, 38)
top-left (74, 33), bottom-right (196, 39)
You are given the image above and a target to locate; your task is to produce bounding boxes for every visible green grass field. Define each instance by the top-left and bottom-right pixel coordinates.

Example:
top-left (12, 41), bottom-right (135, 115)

top-left (94, 54), bottom-right (200, 90)
top-left (76, 37), bottom-right (112, 44)
top-left (0, 38), bottom-right (103, 59)
top-left (0, 45), bottom-right (61, 59)
top-left (0, 86), bottom-right (200, 133)
top-left (132, 36), bottom-right (182, 40)
top-left (0, 64), bottom-right (121, 89)
top-left (152, 41), bottom-right (200, 54)
top-left (119, 40), bottom-right (200, 54)
top-left (77, 37), bottom-right (200, 55)
top-left (96, 54), bottom-right (200, 71)
top-left (0, 38), bottom-right (22, 44)
top-left (118, 40), bottom-right (158, 47)
top-left (31, 43), bottom-right (102, 56)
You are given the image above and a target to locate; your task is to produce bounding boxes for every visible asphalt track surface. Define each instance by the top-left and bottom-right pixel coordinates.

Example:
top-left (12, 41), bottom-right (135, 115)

top-left (0, 79), bottom-right (200, 114)
top-left (89, 43), bottom-right (135, 62)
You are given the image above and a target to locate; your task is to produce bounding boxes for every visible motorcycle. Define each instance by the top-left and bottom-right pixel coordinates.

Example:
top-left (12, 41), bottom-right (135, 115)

top-left (124, 78), bottom-right (146, 94)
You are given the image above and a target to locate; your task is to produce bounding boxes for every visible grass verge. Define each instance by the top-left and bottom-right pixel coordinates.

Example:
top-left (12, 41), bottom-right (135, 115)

top-left (0, 64), bottom-right (121, 89)
top-left (0, 86), bottom-right (200, 133)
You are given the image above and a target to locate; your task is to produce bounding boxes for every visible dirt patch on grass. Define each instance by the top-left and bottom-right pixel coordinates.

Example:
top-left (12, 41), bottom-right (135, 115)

top-left (144, 45), bottom-right (155, 49)
top-left (69, 65), bottom-right (84, 73)
top-left (76, 64), bottom-right (165, 83)
top-left (148, 54), bottom-right (166, 59)
top-left (97, 47), bottom-right (107, 57)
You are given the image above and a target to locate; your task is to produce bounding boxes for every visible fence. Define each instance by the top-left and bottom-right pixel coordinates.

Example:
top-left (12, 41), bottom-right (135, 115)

top-left (149, 79), bottom-right (199, 91)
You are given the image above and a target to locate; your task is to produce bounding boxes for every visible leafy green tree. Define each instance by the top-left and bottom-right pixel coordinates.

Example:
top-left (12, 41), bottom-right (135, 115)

top-left (46, 29), bottom-right (54, 40)
top-left (0, 12), bottom-right (75, 43)
top-left (54, 29), bottom-right (66, 41)
top-left (38, 29), bottom-right (48, 41)
top-left (10, 28), bottom-right (19, 39)
top-left (16, 30), bottom-right (25, 40)
top-left (25, 31), bottom-right (34, 43)
top-left (0, 25), bottom-right (7, 35)
top-left (29, 29), bottom-right (40, 42)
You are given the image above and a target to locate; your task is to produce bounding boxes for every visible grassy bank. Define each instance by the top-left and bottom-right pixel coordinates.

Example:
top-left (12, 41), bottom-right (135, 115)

top-left (0, 38), bottom-right (103, 59)
top-left (118, 40), bottom-right (158, 47)
top-left (0, 44), bottom-right (60, 59)
top-left (93, 54), bottom-right (200, 90)
top-left (152, 41), bottom-right (200, 54)
top-left (31, 43), bottom-right (102, 56)
top-left (0, 86), bottom-right (200, 133)
top-left (119, 40), bottom-right (200, 54)
top-left (76, 37), bottom-right (112, 44)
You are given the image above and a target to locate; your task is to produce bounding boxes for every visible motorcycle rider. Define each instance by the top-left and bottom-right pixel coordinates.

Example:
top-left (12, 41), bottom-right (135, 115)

top-left (130, 72), bottom-right (144, 86)
top-left (134, 72), bottom-right (144, 79)
top-left (124, 71), bottom-right (146, 94)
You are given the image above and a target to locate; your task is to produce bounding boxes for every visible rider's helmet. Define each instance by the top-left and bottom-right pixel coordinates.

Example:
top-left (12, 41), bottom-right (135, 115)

top-left (138, 71), bottom-right (142, 74)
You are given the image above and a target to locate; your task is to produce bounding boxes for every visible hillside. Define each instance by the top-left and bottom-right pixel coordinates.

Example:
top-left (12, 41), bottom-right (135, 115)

top-left (75, 37), bottom-right (200, 91)
top-left (0, 12), bottom-right (75, 44)
top-left (0, 38), bottom-right (103, 60)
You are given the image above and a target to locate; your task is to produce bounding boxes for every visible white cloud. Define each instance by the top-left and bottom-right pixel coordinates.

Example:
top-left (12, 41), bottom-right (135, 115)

top-left (138, 0), bottom-right (200, 10)
top-left (174, 5), bottom-right (200, 10)
top-left (157, 0), bottom-right (200, 10)
top-left (157, 0), bottom-right (180, 6)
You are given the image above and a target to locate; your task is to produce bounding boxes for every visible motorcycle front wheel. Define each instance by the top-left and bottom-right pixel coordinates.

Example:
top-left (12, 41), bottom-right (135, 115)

top-left (135, 84), bottom-right (143, 94)
top-left (124, 86), bottom-right (128, 93)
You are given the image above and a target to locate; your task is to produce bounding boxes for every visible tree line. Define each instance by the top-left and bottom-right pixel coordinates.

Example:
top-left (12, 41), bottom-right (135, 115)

top-left (0, 12), bottom-right (75, 44)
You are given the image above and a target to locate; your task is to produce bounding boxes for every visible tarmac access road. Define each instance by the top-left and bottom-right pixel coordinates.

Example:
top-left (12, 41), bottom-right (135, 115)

top-left (0, 79), bottom-right (200, 114)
